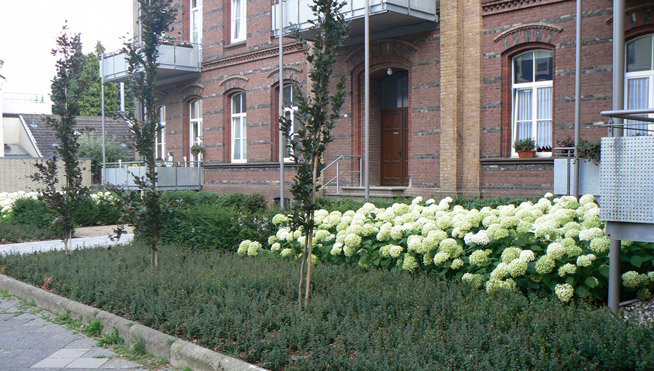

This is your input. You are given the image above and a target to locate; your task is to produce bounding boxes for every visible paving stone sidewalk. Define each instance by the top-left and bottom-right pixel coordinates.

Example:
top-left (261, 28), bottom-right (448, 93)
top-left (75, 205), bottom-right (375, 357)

top-left (0, 234), bottom-right (134, 256)
top-left (0, 295), bottom-right (151, 371)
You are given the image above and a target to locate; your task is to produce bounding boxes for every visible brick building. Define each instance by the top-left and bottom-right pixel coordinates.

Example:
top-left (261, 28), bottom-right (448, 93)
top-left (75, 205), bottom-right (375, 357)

top-left (103, 0), bottom-right (653, 200)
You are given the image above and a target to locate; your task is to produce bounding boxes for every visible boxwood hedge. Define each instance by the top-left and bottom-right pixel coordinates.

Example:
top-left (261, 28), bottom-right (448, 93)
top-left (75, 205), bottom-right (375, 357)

top-left (1, 245), bottom-right (652, 370)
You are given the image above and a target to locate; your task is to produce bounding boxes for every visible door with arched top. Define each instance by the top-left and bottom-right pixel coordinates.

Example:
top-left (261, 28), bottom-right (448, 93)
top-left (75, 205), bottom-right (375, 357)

top-left (380, 70), bottom-right (408, 186)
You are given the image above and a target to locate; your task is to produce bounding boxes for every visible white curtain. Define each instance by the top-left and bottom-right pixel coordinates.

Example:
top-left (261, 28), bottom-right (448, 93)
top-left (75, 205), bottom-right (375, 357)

top-left (537, 87), bottom-right (552, 149)
top-left (627, 78), bottom-right (649, 136)
top-left (516, 89), bottom-right (532, 141)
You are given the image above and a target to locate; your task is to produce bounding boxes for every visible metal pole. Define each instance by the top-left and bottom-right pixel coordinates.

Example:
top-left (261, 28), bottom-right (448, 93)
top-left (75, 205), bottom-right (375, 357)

top-left (101, 52), bottom-right (106, 188)
top-left (573, 0), bottom-right (582, 198)
top-left (278, 0), bottom-right (285, 208)
top-left (608, 0), bottom-right (625, 314)
top-left (364, 0), bottom-right (370, 200)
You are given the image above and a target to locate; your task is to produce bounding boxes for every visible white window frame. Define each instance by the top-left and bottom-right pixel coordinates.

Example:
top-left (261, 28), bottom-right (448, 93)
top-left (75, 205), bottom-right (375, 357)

top-left (190, 0), bottom-right (202, 45)
top-left (511, 50), bottom-right (553, 158)
top-left (155, 105), bottom-right (166, 160)
top-left (231, 93), bottom-right (247, 163)
top-left (282, 85), bottom-right (299, 162)
top-left (231, 0), bottom-right (246, 43)
top-left (625, 34), bottom-right (654, 136)
top-left (189, 100), bottom-right (203, 163)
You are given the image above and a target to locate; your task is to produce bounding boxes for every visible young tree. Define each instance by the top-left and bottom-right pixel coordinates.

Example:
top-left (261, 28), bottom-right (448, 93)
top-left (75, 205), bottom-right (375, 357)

top-left (281, 0), bottom-right (349, 308)
top-left (114, 0), bottom-right (176, 268)
top-left (51, 42), bottom-right (135, 117)
top-left (32, 25), bottom-right (90, 253)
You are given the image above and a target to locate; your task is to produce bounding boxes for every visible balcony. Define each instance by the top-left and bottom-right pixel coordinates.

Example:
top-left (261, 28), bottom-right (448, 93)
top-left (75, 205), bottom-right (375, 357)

top-left (272, 0), bottom-right (438, 41)
top-left (101, 42), bottom-right (202, 85)
top-left (105, 161), bottom-right (203, 191)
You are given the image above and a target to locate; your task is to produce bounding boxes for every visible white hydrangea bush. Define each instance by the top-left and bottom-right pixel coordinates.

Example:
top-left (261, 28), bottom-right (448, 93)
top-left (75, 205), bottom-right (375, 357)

top-left (239, 194), bottom-right (654, 303)
top-left (0, 191), bottom-right (119, 221)
top-left (0, 191), bottom-right (39, 219)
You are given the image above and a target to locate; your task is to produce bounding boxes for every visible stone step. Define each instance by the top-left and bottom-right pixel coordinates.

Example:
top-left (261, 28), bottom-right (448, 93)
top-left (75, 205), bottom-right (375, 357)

top-left (324, 186), bottom-right (407, 199)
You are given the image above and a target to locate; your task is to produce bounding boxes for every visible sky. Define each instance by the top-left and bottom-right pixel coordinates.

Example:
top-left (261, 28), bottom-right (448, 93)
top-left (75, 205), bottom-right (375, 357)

top-left (0, 0), bottom-right (133, 99)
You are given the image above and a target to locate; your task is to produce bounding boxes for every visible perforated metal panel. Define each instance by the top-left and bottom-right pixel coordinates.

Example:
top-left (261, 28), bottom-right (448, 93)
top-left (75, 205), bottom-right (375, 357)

top-left (600, 136), bottom-right (654, 223)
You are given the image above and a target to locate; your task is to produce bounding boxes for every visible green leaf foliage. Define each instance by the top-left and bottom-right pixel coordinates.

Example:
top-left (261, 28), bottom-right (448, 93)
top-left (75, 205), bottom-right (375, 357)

top-left (1, 246), bottom-right (653, 370)
top-left (32, 25), bottom-right (90, 249)
top-left (113, 0), bottom-right (177, 268)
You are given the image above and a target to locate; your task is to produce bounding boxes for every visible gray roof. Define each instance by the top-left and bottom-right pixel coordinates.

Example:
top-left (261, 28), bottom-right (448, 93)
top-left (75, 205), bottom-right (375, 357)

top-left (18, 114), bottom-right (135, 159)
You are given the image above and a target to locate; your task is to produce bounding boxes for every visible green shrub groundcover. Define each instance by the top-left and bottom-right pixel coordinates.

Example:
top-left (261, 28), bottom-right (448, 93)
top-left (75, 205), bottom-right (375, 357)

top-left (1, 245), bottom-right (653, 370)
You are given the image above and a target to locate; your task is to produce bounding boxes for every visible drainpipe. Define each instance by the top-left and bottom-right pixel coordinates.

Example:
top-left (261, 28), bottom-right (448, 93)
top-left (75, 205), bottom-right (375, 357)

top-left (364, 0), bottom-right (370, 200)
top-left (573, 0), bottom-right (582, 198)
top-left (278, 0), bottom-right (285, 208)
top-left (608, 0), bottom-right (625, 314)
top-left (101, 53), bottom-right (106, 187)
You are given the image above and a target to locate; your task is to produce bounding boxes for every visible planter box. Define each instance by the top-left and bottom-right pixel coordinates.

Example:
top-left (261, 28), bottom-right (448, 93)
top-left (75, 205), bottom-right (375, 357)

top-left (553, 158), bottom-right (600, 196)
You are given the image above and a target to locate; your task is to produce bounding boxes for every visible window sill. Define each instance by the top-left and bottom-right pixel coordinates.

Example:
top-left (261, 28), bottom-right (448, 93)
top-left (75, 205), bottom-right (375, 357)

top-left (481, 157), bottom-right (554, 166)
top-left (225, 41), bottom-right (246, 50)
top-left (204, 161), bottom-right (298, 169)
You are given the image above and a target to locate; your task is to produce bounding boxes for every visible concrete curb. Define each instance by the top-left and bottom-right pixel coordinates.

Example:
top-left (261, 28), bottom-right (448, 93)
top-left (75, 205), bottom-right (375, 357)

top-left (0, 274), bottom-right (267, 371)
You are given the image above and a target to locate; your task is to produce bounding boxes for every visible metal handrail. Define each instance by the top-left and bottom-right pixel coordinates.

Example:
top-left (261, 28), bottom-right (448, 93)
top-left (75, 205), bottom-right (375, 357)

top-left (105, 160), bottom-right (203, 168)
top-left (318, 155), bottom-right (362, 194)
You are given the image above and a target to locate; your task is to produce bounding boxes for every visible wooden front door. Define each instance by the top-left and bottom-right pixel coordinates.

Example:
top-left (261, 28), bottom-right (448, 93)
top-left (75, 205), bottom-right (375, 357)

top-left (381, 107), bottom-right (408, 186)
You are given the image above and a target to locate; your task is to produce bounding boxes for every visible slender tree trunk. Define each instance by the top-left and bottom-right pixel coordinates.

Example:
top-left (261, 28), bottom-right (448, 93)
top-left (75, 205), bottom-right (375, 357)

top-left (303, 153), bottom-right (320, 307)
top-left (298, 233), bottom-right (309, 310)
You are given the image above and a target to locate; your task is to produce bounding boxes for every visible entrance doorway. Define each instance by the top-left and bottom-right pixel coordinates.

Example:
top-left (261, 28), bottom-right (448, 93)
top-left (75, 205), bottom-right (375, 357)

top-left (380, 70), bottom-right (409, 186)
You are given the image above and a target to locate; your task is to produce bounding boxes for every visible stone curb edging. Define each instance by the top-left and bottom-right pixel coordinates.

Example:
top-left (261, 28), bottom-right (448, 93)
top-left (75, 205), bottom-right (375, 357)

top-left (0, 274), bottom-right (267, 371)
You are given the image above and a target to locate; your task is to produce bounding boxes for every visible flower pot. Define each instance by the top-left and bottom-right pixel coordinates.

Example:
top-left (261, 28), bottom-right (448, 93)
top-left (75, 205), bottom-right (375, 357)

top-left (517, 150), bottom-right (536, 158)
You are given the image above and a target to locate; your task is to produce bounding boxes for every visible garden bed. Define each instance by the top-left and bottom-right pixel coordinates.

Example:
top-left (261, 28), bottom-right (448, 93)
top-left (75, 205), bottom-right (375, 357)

top-left (1, 245), bottom-right (653, 370)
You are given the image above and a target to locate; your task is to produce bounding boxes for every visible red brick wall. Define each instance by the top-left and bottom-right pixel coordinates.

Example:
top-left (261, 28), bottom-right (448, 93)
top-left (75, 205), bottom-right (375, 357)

top-left (156, 0), bottom-right (654, 201)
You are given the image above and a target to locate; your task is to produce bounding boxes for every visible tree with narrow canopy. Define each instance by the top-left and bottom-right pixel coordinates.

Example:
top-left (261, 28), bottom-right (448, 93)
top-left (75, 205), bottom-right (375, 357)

top-left (281, 0), bottom-right (349, 308)
top-left (32, 25), bottom-right (90, 254)
top-left (113, 0), bottom-right (176, 268)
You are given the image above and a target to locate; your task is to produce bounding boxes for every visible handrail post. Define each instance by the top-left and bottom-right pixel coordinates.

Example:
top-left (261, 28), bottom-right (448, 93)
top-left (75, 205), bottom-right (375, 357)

top-left (336, 161), bottom-right (340, 194)
top-left (359, 157), bottom-right (363, 187)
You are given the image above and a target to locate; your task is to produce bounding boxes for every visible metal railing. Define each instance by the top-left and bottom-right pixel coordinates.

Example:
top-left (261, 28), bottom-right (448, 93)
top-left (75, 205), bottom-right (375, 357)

top-left (318, 155), bottom-right (362, 194)
top-left (104, 160), bottom-right (203, 190)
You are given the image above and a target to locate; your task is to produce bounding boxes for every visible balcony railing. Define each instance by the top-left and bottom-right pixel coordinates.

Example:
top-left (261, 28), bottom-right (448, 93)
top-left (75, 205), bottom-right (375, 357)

top-left (101, 42), bottom-right (202, 85)
top-left (272, 0), bottom-right (438, 39)
top-left (104, 161), bottom-right (203, 190)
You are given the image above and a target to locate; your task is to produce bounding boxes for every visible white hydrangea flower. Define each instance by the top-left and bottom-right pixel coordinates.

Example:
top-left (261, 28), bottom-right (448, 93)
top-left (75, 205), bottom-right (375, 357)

top-left (389, 245), bottom-right (403, 258)
top-left (501, 247), bottom-right (522, 263)
top-left (579, 227), bottom-right (603, 243)
top-left (280, 248), bottom-right (294, 257)
top-left (555, 283), bottom-right (574, 302)
top-left (237, 240), bottom-right (251, 256)
top-left (576, 254), bottom-right (596, 267)
top-left (519, 250), bottom-right (535, 262)
top-left (247, 241), bottom-right (262, 257)
top-left (433, 251), bottom-right (450, 265)
top-left (558, 263), bottom-right (577, 277)
top-left (271, 242), bottom-right (281, 252)
top-left (402, 254), bottom-right (419, 272)
top-left (330, 243), bottom-right (343, 256)
top-left (508, 259), bottom-right (528, 277)
top-left (469, 249), bottom-right (492, 266)
top-left (490, 262), bottom-right (509, 280)
top-left (589, 237), bottom-right (610, 254)
top-left (451, 258), bottom-right (464, 270)
top-left (462, 273), bottom-right (485, 288)
top-left (546, 242), bottom-right (566, 260)
top-left (579, 194), bottom-right (595, 205)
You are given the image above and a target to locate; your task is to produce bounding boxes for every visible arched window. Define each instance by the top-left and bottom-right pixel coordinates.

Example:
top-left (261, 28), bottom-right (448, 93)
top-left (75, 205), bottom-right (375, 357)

top-left (511, 50), bottom-right (553, 156)
top-left (189, 99), bottom-right (202, 162)
top-left (625, 34), bottom-right (654, 135)
top-left (281, 85), bottom-right (299, 160)
top-left (231, 92), bottom-right (247, 162)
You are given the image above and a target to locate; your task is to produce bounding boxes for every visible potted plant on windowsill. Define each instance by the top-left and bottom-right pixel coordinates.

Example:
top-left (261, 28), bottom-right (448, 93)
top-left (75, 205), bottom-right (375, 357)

top-left (191, 144), bottom-right (205, 156)
top-left (514, 138), bottom-right (536, 158)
